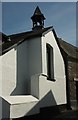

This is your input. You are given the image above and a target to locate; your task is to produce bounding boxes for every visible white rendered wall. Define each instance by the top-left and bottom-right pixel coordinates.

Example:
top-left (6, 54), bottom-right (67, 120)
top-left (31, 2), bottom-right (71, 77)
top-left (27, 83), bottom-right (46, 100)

top-left (12, 41), bottom-right (28, 95)
top-left (0, 37), bottom-right (42, 96)
top-left (14, 38), bottom-right (42, 95)
top-left (0, 56), bottom-right (2, 95)
top-left (31, 74), bottom-right (66, 108)
top-left (39, 75), bottom-right (66, 106)
top-left (28, 37), bottom-right (42, 93)
top-left (28, 37), bottom-right (42, 77)
top-left (31, 30), bottom-right (66, 106)
top-left (0, 30), bottom-right (67, 119)
top-left (41, 30), bottom-right (66, 78)
top-left (1, 48), bottom-right (16, 96)
top-left (41, 30), bottom-right (66, 105)
top-left (0, 41), bottom-right (28, 96)
top-left (2, 95), bottom-right (39, 118)
top-left (0, 52), bottom-right (2, 119)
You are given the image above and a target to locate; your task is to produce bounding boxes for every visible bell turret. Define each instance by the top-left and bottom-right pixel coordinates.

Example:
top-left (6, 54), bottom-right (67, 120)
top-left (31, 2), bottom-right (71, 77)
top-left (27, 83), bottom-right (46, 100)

top-left (31, 6), bottom-right (45, 30)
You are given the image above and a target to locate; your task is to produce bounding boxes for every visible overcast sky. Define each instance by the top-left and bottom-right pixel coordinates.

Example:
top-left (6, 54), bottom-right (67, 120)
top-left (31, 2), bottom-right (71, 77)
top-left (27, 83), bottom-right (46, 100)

top-left (1, 2), bottom-right (76, 46)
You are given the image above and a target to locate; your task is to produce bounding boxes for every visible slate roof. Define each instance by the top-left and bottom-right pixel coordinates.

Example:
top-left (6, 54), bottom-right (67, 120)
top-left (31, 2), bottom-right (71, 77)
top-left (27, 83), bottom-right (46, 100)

top-left (58, 38), bottom-right (78, 60)
top-left (0, 27), bottom-right (52, 55)
top-left (0, 32), bottom-right (9, 43)
top-left (0, 27), bottom-right (78, 61)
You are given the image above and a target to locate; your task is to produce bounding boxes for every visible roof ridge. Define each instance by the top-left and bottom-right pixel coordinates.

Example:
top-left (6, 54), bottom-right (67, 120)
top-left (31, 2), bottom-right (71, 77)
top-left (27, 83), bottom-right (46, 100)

top-left (8, 30), bottom-right (32, 37)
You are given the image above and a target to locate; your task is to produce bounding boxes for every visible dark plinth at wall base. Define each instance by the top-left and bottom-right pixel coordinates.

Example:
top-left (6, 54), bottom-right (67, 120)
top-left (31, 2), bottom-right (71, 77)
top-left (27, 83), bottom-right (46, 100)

top-left (13, 104), bottom-right (67, 120)
top-left (13, 114), bottom-right (40, 120)
top-left (40, 104), bottom-right (67, 119)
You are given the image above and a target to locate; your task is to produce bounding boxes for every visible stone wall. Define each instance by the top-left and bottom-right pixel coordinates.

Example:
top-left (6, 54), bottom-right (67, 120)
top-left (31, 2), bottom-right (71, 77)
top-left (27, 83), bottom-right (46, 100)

top-left (68, 61), bottom-right (78, 101)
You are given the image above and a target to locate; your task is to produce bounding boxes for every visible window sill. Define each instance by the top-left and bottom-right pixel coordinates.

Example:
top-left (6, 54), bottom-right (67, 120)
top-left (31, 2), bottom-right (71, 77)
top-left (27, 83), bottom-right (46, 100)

top-left (47, 77), bottom-right (56, 82)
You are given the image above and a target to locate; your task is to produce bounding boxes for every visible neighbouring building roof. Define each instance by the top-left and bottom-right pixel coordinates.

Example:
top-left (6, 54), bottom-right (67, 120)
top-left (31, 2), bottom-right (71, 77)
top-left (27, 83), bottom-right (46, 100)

top-left (0, 27), bottom-right (78, 61)
top-left (58, 38), bottom-right (78, 60)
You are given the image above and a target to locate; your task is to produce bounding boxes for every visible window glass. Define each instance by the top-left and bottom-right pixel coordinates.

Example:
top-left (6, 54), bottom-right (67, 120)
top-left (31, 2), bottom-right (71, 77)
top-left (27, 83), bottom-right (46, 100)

top-left (46, 44), bottom-right (54, 80)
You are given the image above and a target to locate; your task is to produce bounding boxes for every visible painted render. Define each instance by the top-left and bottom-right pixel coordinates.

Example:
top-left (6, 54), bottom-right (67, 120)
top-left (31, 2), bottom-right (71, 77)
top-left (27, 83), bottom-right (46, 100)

top-left (0, 28), bottom-right (67, 119)
top-left (0, 48), bottom-right (17, 96)
top-left (31, 29), bottom-right (66, 106)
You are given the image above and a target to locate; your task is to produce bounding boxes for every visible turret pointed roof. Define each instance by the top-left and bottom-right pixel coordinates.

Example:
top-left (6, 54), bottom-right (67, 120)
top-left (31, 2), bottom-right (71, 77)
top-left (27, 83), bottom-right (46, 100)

top-left (34, 6), bottom-right (42, 15)
top-left (31, 6), bottom-right (45, 20)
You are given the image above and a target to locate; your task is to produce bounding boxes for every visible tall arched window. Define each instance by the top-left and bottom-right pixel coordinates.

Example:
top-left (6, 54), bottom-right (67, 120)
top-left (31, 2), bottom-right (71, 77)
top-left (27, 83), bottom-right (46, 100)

top-left (46, 44), bottom-right (54, 81)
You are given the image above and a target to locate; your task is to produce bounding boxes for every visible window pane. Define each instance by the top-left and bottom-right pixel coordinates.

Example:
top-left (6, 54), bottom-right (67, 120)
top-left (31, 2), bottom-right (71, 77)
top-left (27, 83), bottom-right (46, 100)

top-left (46, 44), bottom-right (54, 80)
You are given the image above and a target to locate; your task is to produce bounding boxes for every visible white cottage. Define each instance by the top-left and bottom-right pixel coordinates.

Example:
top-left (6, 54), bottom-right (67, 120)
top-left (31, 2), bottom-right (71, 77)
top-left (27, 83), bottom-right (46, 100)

top-left (0, 6), bottom-right (67, 119)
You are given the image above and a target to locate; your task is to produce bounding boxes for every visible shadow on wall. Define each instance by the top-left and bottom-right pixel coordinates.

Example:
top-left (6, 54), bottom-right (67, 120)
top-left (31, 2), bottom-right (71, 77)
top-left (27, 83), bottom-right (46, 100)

top-left (15, 91), bottom-right (59, 120)
top-left (0, 97), bottom-right (10, 119)
top-left (0, 90), bottom-right (59, 119)
top-left (0, 97), bottom-right (2, 119)
top-left (11, 45), bottom-right (29, 95)
top-left (26, 90), bottom-right (59, 118)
